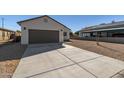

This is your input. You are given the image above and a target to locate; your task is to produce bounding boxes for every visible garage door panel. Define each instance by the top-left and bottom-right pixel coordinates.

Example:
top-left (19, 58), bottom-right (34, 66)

top-left (29, 30), bottom-right (59, 44)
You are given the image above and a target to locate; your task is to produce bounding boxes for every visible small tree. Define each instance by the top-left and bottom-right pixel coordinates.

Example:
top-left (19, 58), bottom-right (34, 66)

top-left (16, 30), bottom-right (21, 32)
top-left (75, 31), bottom-right (79, 36)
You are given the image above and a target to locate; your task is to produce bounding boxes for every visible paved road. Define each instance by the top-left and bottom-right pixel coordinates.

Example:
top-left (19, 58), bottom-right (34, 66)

top-left (13, 43), bottom-right (124, 78)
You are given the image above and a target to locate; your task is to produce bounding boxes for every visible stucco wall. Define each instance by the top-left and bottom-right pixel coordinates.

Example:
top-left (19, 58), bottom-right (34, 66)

top-left (21, 27), bottom-right (29, 44)
top-left (20, 16), bottom-right (70, 44)
top-left (64, 31), bottom-right (70, 40)
top-left (0, 30), bottom-right (3, 40)
top-left (0, 30), bottom-right (13, 41)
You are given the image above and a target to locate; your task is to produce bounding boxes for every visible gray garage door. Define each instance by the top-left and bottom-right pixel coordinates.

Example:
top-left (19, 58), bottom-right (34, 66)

top-left (29, 29), bottom-right (59, 44)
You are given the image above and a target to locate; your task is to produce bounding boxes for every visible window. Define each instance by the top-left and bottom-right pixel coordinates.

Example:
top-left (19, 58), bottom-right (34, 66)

top-left (64, 32), bottom-right (67, 36)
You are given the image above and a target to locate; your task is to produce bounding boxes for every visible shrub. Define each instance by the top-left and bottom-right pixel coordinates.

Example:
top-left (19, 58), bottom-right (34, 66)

top-left (13, 36), bottom-right (21, 42)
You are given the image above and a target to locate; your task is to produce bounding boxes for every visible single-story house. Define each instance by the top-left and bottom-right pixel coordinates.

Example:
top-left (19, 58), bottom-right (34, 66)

top-left (17, 15), bottom-right (71, 45)
top-left (0, 28), bottom-right (15, 41)
top-left (79, 21), bottom-right (124, 38)
top-left (78, 21), bottom-right (124, 43)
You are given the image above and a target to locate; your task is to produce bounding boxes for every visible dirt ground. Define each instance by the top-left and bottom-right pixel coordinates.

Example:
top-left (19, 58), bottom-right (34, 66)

top-left (66, 39), bottom-right (124, 61)
top-left (1, 39), bottom-right (124, 77)
top-left (0, 42), bottom-right (27, 78)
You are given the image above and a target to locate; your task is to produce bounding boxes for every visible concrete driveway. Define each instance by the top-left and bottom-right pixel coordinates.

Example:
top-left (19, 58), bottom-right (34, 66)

top-left (13, 43), bottom-right (124, 78)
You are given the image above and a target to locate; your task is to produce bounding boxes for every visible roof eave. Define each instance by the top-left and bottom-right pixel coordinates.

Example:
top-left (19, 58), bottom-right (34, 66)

top-left (17, 15), bottom-right (71, 31)
top-left (81, 27), bottom-right (124, 33)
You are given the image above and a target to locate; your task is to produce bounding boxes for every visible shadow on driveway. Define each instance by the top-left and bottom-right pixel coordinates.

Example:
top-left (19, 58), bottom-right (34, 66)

top-left (0, 42), bottom-right (65, 62)
top-left (22, 43), bottom-right (65, 58)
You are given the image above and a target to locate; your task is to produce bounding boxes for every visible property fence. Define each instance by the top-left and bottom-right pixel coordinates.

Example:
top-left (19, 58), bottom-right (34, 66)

top-left (80, 37), bottom-right (124, 44)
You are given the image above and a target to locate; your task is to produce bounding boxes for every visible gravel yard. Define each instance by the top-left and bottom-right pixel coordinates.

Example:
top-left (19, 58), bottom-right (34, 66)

top-left (66, 39), bottom-right (124, 61)
top-left (0, 42), bottom-right (27, 78)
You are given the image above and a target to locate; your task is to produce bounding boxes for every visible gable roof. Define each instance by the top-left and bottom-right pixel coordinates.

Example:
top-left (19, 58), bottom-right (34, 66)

top-left (17, 15), bottom-right (71, 30)
top-left (80, 21), bottom-right (124, 32)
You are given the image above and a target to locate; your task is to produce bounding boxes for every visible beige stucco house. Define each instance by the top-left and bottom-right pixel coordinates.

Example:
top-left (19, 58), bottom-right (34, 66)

top-left (0, 28), bottom-right (15, 41)
top-left (17, 15), bottom-right (71, 44)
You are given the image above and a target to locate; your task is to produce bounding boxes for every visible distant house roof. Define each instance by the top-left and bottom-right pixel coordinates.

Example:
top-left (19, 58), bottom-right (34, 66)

top-left (0, 28), bottom-right (15, 32)
top-left (80, 21), bottom-right (124, 32)
top-left (17, 15), bottom-right (71, 30)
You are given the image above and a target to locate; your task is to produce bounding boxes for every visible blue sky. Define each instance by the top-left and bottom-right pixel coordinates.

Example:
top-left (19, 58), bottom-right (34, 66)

top-left (1, 15), bottom-right (124, 32)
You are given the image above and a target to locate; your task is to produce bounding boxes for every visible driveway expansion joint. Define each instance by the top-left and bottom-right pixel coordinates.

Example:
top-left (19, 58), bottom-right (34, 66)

top-left (77, 55), bottom-right (103, 64)
top-left (57, 49), bottom-right (98, 78)
top-left (110, 69), bottom-right (124, 78)
top-left (26, 63), bottom-right (76, 78)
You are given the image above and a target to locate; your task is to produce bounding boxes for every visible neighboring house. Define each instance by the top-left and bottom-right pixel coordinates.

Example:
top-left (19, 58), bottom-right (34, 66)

top-left (0, 28), bottom-right (15, 41)
top-left (79, 21), bottom-right (124, 43)
top-left (79, 21), bottom-right (124, 38)
top-left (17, 15), bottom-right (71, 44)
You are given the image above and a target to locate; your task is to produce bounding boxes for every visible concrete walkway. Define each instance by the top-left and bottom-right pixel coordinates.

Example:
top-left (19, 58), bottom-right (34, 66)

top-left (13, 44), bottom-right (124, 78)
